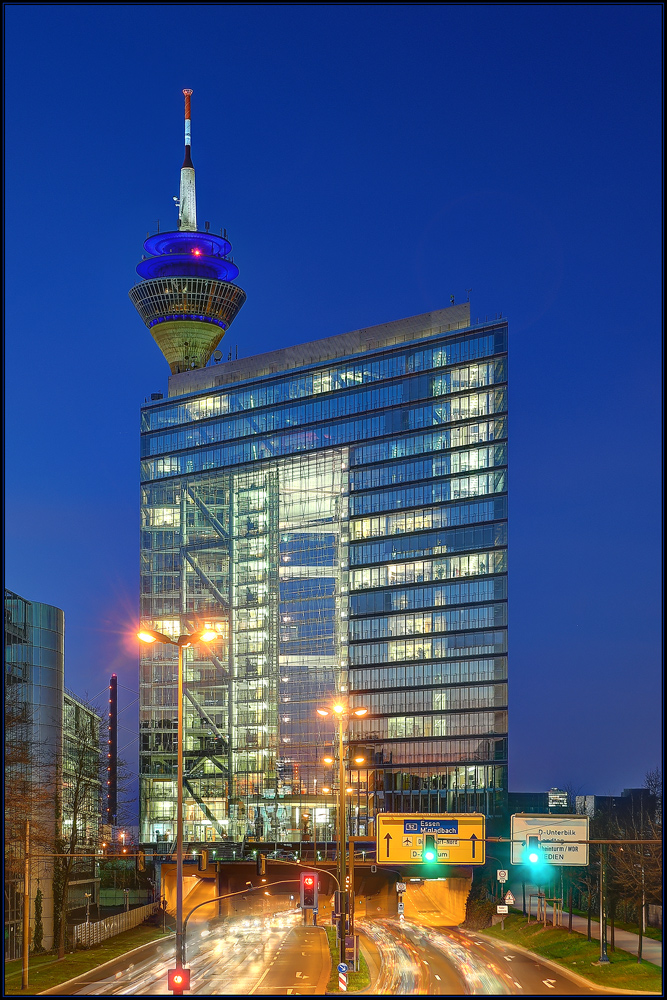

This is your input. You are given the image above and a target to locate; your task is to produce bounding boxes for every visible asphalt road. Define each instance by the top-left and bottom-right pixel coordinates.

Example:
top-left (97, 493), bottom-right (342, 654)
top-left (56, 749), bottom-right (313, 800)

top-left (245, 924), bottom-right (330, 995)
top-left (59, 904), bottom-right (615, 995)
top-left (395, 919), bottom-right (610, 995)
top-left (66, 912), bottom-right (329, 997)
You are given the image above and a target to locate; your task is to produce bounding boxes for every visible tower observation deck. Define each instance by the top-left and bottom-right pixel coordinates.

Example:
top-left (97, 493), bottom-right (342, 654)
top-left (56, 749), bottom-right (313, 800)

top-left (129, 90), bottom-right (246, 373)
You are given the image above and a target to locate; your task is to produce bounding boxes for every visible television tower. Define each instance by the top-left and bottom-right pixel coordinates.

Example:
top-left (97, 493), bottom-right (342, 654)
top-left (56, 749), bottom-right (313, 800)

top-left (129, 90), bottom-right (246, 373)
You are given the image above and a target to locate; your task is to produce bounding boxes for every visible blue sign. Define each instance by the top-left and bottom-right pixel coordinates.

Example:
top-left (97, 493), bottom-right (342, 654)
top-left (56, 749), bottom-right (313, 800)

top-left (404, 819), bottom-right (459, 834)
top-left (338, 963), bottom-right (349, 973)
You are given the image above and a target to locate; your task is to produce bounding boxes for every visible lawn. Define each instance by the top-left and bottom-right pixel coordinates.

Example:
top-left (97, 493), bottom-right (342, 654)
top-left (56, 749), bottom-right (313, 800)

top-left (3, 925), bottom-right (173, 996)
top-left (324, 926), bottom-right (370, 993)
top-left (482, 914), bottom-right (662, 993)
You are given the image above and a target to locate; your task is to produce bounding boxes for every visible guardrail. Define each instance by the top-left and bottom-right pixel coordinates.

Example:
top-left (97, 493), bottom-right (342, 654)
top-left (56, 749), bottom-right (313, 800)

top-left (73, 901), bottom-right (159, 947)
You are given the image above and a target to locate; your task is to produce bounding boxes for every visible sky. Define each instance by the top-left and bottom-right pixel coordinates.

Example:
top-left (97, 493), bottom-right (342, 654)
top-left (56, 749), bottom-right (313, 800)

top-left (4, 4), bottom-right (662, 804)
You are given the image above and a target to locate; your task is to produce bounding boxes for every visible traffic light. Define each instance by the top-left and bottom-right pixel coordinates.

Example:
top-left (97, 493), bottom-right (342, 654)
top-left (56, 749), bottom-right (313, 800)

top-left (525, 835), bottom-right (544, 865)
top-left (256, 852), bottom-right (266, 876)
top-left (167, 968), bottom-right (191, 993)
top-left (300, 871), bottom-right (318, 909)
top-left (198, 850), bottom-right (208, 872)
top-left (422, 834), bottom-right (437, 863)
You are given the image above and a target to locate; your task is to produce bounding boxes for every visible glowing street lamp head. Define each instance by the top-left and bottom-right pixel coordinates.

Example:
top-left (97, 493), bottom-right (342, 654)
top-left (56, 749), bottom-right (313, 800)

top-left (316, 709), bottom-right (329, 717)
top-left (353, 707), bottom-right (368, 717)
top-left (137, 631), bottom-right (157, 643)
top-left (333, 704), bottom-right (345, 715)
top-left (199, 629), bottom-right (217, 642)
top-left (354, 756), bottom-right (366, 764)
top-left (323, 756), bottom-right (334, 764)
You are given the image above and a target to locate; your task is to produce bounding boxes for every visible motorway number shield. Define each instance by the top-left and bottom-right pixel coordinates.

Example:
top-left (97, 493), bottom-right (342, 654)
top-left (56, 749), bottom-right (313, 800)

top-left (376, 813), bottom-right (485, 865)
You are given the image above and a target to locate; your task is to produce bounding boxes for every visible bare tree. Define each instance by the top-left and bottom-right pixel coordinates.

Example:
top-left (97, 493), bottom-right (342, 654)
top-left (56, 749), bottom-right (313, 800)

top-left (53, 702), bottom-right (101, 958)
top-left (4, 690), bottom-right (54, 954)
top-left (644, 767), bottom-right (662, 823)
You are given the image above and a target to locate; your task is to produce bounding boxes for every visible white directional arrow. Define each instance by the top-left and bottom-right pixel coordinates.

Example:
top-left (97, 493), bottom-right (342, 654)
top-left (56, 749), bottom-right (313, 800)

top-left (543, 980), bottom-right (557, 989)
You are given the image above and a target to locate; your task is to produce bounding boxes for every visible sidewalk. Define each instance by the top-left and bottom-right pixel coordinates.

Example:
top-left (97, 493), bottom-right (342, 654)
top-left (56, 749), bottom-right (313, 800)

top-left (508, 883), bottom-right (662, 967)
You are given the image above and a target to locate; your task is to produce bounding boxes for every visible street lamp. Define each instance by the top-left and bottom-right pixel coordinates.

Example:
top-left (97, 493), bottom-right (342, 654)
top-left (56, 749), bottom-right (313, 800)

top-left (138, 624), bottom-right (218, 987)
top-left (316, 702), bottom-right (368, 966)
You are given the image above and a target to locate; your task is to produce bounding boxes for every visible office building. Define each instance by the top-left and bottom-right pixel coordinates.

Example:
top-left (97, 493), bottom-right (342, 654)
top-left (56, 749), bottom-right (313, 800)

top-left (4, 590), bottom-right (101, 956)
top-left (133, 94), bottom-right (508, 847)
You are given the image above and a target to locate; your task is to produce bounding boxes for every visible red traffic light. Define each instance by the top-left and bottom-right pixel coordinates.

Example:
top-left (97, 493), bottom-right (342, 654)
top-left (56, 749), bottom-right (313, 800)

top-left (168, 968), bottom-right (191, 991)
top-left (300, 871), bottom-right (318, 909)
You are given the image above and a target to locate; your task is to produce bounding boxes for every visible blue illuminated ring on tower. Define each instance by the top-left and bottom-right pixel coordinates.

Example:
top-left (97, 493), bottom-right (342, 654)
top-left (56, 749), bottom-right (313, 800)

top-left (136, 255), bottom-right (240, 282)
top-left (143, 231), bottom-right (232, 257)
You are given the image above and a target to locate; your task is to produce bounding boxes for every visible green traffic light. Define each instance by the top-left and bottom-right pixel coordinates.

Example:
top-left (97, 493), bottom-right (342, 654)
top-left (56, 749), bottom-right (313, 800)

top-left (422, 834), bottom-right (437, 863)
top-left (525, 836), bottom-right (544, 865)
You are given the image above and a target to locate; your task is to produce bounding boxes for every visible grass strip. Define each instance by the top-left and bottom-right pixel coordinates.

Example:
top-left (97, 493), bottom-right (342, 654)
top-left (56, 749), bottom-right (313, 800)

top-left (482, 914), bottom-right (662, 992)
top-left (3, 924), bottom-right (173, 996)
top-left (324, 926), bottom-right (370, 993)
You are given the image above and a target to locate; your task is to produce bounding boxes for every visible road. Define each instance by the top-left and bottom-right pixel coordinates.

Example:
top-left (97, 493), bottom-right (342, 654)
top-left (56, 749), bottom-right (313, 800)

top-left (69, 911), bottom-right (329, 996)
top-left (358, 914), bottom-right (610, 994)
top-left (63, 901), bottom-right (617, 995)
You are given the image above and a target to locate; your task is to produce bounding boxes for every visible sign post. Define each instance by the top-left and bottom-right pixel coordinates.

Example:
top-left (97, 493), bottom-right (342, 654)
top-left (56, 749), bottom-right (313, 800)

top-left (376, 813), bottom-right (486, 865)
top-left (338, 963), bottom-right (348, 992)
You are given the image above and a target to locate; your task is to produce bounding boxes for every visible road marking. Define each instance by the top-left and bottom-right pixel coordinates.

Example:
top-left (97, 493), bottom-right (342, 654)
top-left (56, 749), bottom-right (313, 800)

top-left (543, 980), bottom-right (557, 989)
top-left (513, 981), bottom-right (522, 988)
top-left (423, 959), bottom-right (429, 965)
top-left (434, 974), bottom-right (441, 981)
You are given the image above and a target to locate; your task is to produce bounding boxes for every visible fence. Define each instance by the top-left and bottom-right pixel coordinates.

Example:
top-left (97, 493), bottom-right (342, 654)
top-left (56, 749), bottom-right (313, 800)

top-left (73, 901), bottom-right (159, 947)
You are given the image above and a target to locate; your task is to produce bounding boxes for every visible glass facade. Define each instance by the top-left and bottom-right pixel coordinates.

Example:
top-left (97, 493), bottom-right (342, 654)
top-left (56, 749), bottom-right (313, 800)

top-left (4, 591), bottom-right (65, 957)
top-left (139, 315), bottom-right (508, 844)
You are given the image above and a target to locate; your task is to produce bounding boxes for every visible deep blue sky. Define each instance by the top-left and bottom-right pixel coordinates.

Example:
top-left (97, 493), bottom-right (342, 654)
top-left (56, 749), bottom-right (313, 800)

top-left (4, 4), bottom-right (662, 802)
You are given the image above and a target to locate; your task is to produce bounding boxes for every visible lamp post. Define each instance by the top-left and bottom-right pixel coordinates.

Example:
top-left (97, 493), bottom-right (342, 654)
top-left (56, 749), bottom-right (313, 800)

top-left (138, 625), bottom-right (218, 987)
top-left (316, 702), bottom-right (368, 966)
top-left (84, 892), bottom-right (91, 948)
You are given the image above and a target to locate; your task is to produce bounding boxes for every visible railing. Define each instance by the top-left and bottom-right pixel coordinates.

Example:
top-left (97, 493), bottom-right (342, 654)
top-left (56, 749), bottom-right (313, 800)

top-left (73, 901), bottom-right (159, 947)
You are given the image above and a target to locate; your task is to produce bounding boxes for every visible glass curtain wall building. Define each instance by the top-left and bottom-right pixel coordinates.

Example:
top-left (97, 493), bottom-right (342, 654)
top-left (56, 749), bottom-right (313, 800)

top-left (138, 303), bottom-right (508, 844)
top-left (4, 591), bottom-right (64, 956)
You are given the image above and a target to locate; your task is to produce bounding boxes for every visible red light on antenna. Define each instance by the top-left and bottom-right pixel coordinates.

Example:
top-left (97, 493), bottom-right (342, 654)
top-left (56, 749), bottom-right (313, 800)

top-left (191, 248), bottom-right (202, 256)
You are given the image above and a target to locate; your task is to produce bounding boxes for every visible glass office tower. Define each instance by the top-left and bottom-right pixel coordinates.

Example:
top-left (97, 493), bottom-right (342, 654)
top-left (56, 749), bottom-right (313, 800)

top-left (138, 303), bottom-right (508, 844)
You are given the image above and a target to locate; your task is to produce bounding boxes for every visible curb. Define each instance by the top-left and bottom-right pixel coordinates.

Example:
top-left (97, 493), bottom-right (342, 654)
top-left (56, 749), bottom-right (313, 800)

top-left (482, 936), bottom-right (662, 995)
top-left (37, 932), bottom-right (176, 995)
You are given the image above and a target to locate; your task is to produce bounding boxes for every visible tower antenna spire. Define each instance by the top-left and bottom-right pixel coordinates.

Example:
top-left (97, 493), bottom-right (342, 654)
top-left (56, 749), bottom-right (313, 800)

top-left (178, 88), bottom-right (197, 231)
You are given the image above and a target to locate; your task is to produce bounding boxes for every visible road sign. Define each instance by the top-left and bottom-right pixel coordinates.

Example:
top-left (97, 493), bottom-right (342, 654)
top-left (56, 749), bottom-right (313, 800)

top-left (397, 900), bottom-right (404, 913)
top-left (396, 883), bottom-right (407, 893)
top-left (376, 813), bottom-right (485, 865)
top-left (510, 814), bottom-right (589, 865)
top-left (497, 904), bottom-right (509, 914)
top-left (497, 869), bottom-right (508, 882)
top-left (337, 963), bottom-right (348, 973)
top-left (504, 891), bottom-right (515, 905)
